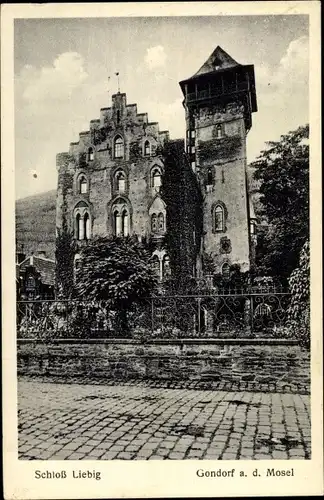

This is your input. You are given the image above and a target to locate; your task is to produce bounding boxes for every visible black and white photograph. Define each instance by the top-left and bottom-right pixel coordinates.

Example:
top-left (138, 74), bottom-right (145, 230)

top-left (2, 2), bottom-right (322, 499)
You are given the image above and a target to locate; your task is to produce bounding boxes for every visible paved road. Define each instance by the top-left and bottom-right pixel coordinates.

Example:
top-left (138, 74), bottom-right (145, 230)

top-left (18, 379), bottom-right (311, 460)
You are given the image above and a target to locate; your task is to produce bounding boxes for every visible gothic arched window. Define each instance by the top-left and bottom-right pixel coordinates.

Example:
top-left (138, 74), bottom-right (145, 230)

top-left (84, 212), bottom-right (90, 240)
top-left (144, 140), bottom-right (151, 156)
top-left (151, 213), bottom-right (158, 233)
top-left (114, 136), bottom-right (124, 159)
top-left (75, 213), bottom-right (81, 240)
top-left (88, 147), bottom-right (94, 161)
top-left (152, 168), bottom-right (162, 189)
top-left (214, 204), bottom-right (225, 232)
top-left (112, 198), bottom-right (130, 237)
top-left (74, 201), bottom-right (91, 241)
top-left (79, 175), bottom-right (88, 194)
top-left (222, 262), bottom-right (230, 279)
top-left (115, 170), bottom-right (126, 193)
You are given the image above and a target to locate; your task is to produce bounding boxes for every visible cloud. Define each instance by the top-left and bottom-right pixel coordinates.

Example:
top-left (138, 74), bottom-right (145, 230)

top-left (255, 36), bottom-right (308, 91)
top-left (144, 45), bottom-right (167, 70)
top-left (21, 52), bottom-right (88, 103)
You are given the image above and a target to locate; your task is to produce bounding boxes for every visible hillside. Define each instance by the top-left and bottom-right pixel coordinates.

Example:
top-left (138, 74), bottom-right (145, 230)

top-left (16, 190), bottom-right (57, 260)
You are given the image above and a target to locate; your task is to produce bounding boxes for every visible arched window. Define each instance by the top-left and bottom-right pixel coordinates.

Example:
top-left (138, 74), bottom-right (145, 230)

top-left (88, 147), bottom-right (94, 161)
top-left (216, 124), bottom-right (222, 139)
top-left (152, 168), bottom-right (162, 189)
top-left (115, 170), bottom-right (126, 193)
top-left (75, 213), bottom-right (81, 240)
top-left (222, 263), bottom-right (230, 279)
top-left (151, 213), bottom-right (158, 233)
top-left (112, 198), bottom-right (131, 237)
top-left (158, 213), bottom-right (165, 232)
top-left (122, 210), bottom-right (129, 237)
top-left (114, 210), bottom-right (122, 236)
top-left (214, 205), bottom-right (225, 232)
top-left (144, 140), bottom-right (151, 156)
top-left (207, 168), bottom-right (213, 186)
top-left (84, 212), bottom-right (90, 240)
top-left (79, 175), bottom-right (88, 194)
top-left (114, 136), bottom-right (124, 159)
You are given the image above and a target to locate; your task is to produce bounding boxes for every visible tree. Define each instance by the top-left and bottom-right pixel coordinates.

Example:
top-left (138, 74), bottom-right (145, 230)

top-left (251, 125), bottom-right (309, 280)
top-left (287, 240), bottom-right (310, 348)
top-left (74, 236), bottom-right (157, 334)
top-left (55, 227), bottom-right (76, 299)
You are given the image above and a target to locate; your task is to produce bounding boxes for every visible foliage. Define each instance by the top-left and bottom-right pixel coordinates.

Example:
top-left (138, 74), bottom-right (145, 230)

top-left (161, 139), bottom-right (203, 280)
top-left (287, 240), bottom-right (310, 348)
top-left (55, 227), bottom-right (76, 299)
top-left (75, 235), bottom-right (157, 305)
top-left (250, 124), bottom-right (309, 280)
top-left (198, 135), bottom-right (242, 163)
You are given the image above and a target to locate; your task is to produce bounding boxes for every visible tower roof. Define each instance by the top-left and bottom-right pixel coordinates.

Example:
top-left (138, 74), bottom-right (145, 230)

top-left (187, 46), bottom-right (241, 81)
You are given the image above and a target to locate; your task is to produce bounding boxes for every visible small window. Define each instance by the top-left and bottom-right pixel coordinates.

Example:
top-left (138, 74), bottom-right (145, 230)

top-left (114, 136), bottom-right (124, 159)
top-left (116, 110), bottom-right (120, 124)
top-left (116, 170), bottom-right (126, 193)
top-left (152, 169), bottom-right (162, 189)
top-left (190, 130), bottom-right (195, 139)
top-left (162, 255), bottom-right (170, 278)
top-left (207, 168), bottom-right (213, 186)
top-left (144, 140), bottom-right (151, 156)
top-left (151, 213), bottom-right (158, 233)
top-left (191, 161), bottom-right (196, 171)
top-left (158, 213), bottom-right (165, 232)
top-left (250, 220), bottom-right (256, 235)
top-left (214, 205), bottom-right (224, 232)
top-left (222, 263), bottom-right (230, 279)
top-left (79, 176), bottom-right (87, 194)
top-left (191, 146), bottom-right (196, 154)
top-left (88, 147), bottom-right (94, 161)
top-left (216, 124), bottom-right (222, 139)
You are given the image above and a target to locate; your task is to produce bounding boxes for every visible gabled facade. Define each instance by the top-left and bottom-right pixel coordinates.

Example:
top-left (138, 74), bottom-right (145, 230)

top-left (56, 46), bottom-right (258, 283)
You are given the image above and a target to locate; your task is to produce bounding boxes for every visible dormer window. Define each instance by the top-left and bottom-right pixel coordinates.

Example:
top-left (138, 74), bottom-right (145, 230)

top-left (88, 147), bottom-right (94, 161)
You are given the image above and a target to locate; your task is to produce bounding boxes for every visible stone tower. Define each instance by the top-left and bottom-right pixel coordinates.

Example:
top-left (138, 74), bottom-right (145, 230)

top-left (180, 46), bottom-right (257, 276)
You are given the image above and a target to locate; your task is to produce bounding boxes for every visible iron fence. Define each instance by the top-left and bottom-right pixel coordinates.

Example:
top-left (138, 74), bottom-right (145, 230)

top-left (17, 288), bottom-right (291, 340)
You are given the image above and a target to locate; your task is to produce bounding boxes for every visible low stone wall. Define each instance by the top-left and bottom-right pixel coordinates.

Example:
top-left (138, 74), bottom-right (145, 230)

top-left (17, 338), bottom-right (310, 392)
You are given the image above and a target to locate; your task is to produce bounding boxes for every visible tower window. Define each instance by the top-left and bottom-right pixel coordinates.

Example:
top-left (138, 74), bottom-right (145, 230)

top-left (116, 110), bottom-right (120, 124)
top-left (214, 205), bottom-right (225, 232)
top-left (207, 168), bottom-right (213, 186)
top-left (79, 175), bottom-right (88, 194)
top-left (114, 136), bottom-right (124, 159)
top-left (88, 147), bottom-right (94, 161)
top-left (191, 130), bottom-right (195, 139)
top-left (216, 124), bottom-right (222, 139)
top-left (144, 140), bottom-right (151, 156)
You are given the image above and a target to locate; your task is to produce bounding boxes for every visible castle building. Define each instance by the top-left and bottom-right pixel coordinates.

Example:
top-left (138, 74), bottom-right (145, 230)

top-left (56, 46), bottom-right (257, 282)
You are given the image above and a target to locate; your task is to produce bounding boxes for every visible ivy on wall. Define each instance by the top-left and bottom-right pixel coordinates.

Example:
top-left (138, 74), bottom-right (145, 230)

top-left (198, 135), bottom-right (242, 163)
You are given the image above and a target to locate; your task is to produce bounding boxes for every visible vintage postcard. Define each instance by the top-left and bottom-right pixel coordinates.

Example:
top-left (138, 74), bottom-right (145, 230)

top-left (1, 1), bottom-right (323, 499)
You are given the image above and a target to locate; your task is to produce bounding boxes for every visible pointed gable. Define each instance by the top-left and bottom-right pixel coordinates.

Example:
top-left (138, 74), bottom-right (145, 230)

top-left (192, 46), bottom-right (241, 78)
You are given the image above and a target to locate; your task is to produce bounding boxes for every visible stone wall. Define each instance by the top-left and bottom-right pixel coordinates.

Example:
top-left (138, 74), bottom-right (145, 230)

top-left (17, 339), bottom-right (310, 392)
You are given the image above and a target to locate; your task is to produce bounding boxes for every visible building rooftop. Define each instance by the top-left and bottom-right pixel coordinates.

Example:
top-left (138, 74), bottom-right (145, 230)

top-left (20, 255), bottom-right (55, 286)
top-left (192, 46), bottom-right (241, 79)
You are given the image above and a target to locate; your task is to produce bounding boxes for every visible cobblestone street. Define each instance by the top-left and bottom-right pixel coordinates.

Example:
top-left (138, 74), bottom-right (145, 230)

top-left (18, 378), bottom-right (311, 460)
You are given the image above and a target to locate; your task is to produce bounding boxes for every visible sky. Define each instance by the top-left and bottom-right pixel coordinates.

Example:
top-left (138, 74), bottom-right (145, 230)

top-left (14, 15), bottom-right (309, 199)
